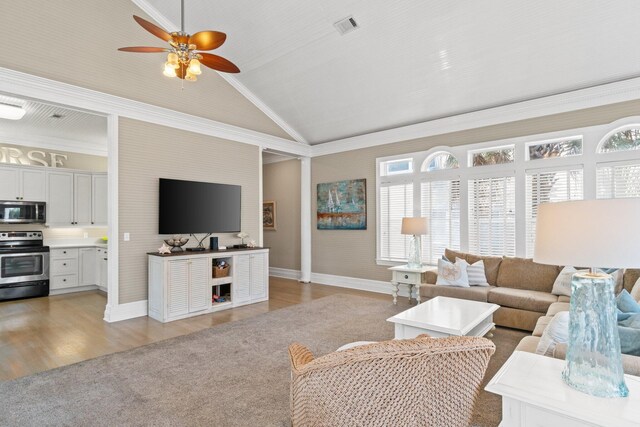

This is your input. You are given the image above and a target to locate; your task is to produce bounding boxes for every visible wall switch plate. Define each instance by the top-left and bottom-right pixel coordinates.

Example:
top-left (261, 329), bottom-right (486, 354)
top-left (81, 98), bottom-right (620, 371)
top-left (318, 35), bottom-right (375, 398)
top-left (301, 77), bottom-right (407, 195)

top-left (124, 232), bottom-right (130, 241)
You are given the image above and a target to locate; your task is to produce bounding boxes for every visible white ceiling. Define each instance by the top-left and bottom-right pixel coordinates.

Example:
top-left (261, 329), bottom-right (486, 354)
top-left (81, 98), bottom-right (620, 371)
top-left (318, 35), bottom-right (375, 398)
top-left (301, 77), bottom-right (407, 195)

top-left (142, 0), bottom-right (640, 145)
top-left (0, 93), bottom-right (107, 155)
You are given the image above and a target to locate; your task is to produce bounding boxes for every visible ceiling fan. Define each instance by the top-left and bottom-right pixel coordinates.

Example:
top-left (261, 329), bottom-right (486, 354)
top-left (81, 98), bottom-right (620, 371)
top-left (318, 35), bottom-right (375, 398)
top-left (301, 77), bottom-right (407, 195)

top-left (118, 0), bottom-right (239, 82)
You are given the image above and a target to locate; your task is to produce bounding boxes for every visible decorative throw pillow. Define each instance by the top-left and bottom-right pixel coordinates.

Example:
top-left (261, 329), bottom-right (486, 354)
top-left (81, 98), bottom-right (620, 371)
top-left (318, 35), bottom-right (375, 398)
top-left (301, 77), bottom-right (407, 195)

top-left (617, 289), bottom-right (640, 314)
top-left (535, 311), bottom-right (570, 357)
top-left (436, 258), bottom-right (470, 287)
top-left (631, 277), bottom-right (640, 303)
top-left (599, 268), bottom-right (624, 294)
top-left (456, 257), bottom-right (489, 287)
top-left (552, 266), bottom-right (588, 297)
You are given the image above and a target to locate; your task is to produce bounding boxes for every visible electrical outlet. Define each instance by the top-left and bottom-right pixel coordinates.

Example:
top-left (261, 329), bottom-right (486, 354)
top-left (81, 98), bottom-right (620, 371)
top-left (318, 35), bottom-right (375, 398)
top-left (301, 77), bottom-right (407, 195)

top-left (124, 232), bottom-right (130, 241)
top-left (83, 232), bottom-right (89, 239)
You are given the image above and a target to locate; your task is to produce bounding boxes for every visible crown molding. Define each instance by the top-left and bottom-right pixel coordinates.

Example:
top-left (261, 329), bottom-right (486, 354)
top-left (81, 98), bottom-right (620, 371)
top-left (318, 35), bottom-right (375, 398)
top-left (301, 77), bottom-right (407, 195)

top-left (311, 76), bottom-right (640, 157)
top-left (130, 0), bottom-right (307, 144)
top-left (0, 67), bottom-right (311, 157)
top-left (0, 132), bottom-right (107, 157)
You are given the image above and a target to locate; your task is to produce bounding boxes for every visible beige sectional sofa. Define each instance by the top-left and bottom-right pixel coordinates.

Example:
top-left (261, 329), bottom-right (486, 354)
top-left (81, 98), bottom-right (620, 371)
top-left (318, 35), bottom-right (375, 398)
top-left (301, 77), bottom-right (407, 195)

top-left (421, 248), bottom-right (640, 332)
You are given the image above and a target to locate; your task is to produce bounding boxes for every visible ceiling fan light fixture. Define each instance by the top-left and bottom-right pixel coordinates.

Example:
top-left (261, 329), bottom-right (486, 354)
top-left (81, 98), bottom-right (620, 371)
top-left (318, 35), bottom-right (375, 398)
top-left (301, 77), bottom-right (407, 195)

top-left (188, 59), bottom-right (202, 75)
top-left (163, 63), bottom-right (177, 78)
top-left (0, 103), bottom-right (26, 120)
top-left (185, 71), bottom-right (197, 82)
top-left (167, 52), bottom-right (179, 68)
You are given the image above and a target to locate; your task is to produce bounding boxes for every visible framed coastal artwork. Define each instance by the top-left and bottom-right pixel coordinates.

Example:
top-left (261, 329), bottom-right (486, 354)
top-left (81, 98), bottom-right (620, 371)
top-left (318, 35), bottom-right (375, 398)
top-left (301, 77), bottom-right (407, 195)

top-left (316, 179), bottom-right (366, 230)
top-left (263, 201), bottom-right (276, 230)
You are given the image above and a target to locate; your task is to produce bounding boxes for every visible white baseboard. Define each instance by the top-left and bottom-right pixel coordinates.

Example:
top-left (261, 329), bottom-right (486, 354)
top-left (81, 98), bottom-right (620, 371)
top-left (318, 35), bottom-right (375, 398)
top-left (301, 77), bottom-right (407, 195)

top-left (309, 272), bottom-right (415, 298)
top-left (269, 267), bottom-right (302, 280)
top-left (103, 300), bottom-right (148, 323)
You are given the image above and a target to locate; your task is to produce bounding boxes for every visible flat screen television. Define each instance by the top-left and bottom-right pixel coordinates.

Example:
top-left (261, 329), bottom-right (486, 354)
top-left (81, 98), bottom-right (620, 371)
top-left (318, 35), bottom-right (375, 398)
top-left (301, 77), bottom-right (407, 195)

top-left (159, 178), bottom-right (241, 234)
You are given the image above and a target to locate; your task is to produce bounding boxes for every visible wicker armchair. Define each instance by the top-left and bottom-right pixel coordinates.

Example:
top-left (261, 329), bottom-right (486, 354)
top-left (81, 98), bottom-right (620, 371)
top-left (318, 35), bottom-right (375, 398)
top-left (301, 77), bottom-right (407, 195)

top-left (288, 336), bottom-right (495, 427)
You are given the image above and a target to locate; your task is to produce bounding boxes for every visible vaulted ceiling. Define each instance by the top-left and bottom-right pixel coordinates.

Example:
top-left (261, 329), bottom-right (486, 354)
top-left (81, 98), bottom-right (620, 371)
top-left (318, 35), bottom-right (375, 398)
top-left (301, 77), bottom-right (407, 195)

top-left (142, 0), bottom-right (640, 145)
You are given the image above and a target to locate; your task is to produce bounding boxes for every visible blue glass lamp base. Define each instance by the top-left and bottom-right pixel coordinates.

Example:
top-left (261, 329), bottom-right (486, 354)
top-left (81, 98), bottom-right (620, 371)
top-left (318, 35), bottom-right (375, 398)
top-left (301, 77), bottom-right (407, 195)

top-left (407, 235), bottom-right (422, 269)
top-left (563, 273), bottom-right (628, 398)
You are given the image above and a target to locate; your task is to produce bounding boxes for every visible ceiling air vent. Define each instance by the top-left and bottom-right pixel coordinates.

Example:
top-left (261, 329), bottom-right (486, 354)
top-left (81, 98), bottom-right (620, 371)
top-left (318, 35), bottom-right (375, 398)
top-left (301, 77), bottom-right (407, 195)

top-left (334, 16), bottom-right (359, 36)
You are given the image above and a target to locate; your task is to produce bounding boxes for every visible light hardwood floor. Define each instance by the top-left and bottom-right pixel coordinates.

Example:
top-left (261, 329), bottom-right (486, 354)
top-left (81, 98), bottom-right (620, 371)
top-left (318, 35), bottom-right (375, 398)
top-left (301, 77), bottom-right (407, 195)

top-left (0, 277), bottom-right (389, 381)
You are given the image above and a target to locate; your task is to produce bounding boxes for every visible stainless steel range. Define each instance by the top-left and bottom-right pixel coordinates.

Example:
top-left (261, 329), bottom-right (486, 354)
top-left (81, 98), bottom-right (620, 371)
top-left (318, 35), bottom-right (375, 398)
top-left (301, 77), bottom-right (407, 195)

top-left (0, 231), bottom-right (49, 301)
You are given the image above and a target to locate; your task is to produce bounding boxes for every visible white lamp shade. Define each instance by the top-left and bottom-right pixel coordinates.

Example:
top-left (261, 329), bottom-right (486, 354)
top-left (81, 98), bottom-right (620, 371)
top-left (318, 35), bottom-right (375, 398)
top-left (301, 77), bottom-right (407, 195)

top-left (533, 198), bottom-right (640, 268)
top-left (401, 217), bottom-right (428, 235)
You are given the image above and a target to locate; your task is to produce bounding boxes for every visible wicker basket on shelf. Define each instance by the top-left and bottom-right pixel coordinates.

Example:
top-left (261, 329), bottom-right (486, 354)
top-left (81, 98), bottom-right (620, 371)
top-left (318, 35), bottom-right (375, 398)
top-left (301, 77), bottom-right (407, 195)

top-left (213, 265), bottom-right (230, 278)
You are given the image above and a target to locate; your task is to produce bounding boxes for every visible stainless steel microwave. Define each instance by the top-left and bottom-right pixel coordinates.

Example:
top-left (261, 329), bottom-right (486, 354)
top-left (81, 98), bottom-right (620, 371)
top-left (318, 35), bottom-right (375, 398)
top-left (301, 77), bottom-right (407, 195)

top-left (0, 201), bottom-right (46, 224)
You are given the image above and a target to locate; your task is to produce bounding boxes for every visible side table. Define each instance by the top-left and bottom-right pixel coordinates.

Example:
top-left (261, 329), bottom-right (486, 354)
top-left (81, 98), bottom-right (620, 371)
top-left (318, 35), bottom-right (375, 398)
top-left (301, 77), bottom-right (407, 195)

top-left (388, 264), bottom-right (435, 305)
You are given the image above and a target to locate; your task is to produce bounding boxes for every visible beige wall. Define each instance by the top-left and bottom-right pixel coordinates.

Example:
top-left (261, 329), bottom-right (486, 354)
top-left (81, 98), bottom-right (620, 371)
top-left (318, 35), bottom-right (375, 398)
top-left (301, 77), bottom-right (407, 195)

top-left (118, 118), bottom-right (260, 304)
top-left (0, 142), bottom-right (107, 172)
top-left (0, 0), bottom-right (290, 140)
top-left (311, 99), bottom-right (640, 282)
top-left (263, 159), bottom-right (301, 270)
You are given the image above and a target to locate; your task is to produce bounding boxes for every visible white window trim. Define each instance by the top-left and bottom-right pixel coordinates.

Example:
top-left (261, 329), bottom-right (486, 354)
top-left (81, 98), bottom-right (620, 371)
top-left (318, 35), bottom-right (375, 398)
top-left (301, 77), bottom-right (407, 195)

top-left (375, 116), bottom-right (640, 266)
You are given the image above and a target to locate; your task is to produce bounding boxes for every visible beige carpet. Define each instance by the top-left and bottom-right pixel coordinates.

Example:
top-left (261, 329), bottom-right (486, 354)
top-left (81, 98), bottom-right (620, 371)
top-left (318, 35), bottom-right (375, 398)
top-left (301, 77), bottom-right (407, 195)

top-left (0, 294), bottom-right (526, 426)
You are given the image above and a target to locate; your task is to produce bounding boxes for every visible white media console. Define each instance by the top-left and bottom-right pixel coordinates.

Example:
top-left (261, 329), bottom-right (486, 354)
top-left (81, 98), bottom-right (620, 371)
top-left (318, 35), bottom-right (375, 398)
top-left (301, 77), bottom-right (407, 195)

top-left (147, 247), bottom-right (269, 323)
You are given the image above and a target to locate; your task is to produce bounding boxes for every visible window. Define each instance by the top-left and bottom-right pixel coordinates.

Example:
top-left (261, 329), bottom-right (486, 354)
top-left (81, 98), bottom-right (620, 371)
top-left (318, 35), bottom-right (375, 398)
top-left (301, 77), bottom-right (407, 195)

top-left (470, 146), bottom-right (514, 167)
top-left (381, 158), bottom-right (413, 176)
top-left (468, 176), bottom-right (516, 256)
top-left (525, 168), bottom-right (583, 257)
top-left (527, 138), bottom-right (582, 160)
top-left (597, 162), bottom-right (640, 199)
top-left (422, 151), bottom-right (459, 172)
top-left (379, 182), bottom-right (413, 261)
top-left (599, 128), bottom-right (640, 153)
top-left (420, 180), bottom-right (460, 264)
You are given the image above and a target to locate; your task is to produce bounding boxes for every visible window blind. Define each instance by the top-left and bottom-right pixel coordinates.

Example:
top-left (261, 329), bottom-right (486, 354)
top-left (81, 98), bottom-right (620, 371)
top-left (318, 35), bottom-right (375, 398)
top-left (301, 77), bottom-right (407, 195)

top-left (379, 182), bottom-right (413, 261)
top-left (468, 176), bottom-right (516, 256)
top-left (420, 179), bottom-right (460, 264)
top-left (525, 168), bottom-right (583, 258)
top-left (596, 162), bottom-right (640, 199)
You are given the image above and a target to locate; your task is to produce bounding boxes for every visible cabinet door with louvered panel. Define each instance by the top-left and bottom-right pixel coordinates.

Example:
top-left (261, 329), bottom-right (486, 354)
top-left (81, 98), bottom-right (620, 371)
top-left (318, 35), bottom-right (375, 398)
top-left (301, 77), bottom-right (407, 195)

top-left (250, 253), bottom-right (268, 301)
top-left (189, 258), bottom-right (209, 313)
top-left (167, 260), bottom-right (190, 317)
top-left (233, 255), bottom-right (251, 306)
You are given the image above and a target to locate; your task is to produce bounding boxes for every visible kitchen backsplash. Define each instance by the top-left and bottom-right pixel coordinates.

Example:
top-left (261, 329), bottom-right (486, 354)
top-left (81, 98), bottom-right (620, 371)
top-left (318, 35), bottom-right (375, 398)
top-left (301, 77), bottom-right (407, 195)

top-left (0, 225), bottom-right (107, 239)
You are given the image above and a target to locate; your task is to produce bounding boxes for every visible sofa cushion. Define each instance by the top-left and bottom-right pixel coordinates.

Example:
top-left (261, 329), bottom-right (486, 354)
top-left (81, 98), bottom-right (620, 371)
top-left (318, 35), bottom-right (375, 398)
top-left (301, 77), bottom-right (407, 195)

top-left (445, 249), bottom-right (502, 286)
top-left (515, 336), bottom-right (540, 353)
top-left (493, 306), bottom-right (542, 331)
top-left (557, 295), bottom-right (570, 303)
top-left (624, 269), bottom-right (640, 293)
top-left (532, 315), bottom-right (554, 337)
top-left (488, 287), bottom-right (558, 313)
top-left (496, 257), bottom-right (561, 293)
top-left (547, 302), bottom-right (570, 316)
top-left (420, 284), bottom-right (493, 303)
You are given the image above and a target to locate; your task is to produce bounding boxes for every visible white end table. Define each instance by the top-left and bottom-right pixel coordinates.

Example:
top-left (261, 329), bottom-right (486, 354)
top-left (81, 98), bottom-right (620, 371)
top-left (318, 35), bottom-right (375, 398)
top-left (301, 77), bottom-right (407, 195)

top-left (486, 351), bottom-right (640, 427)
top-left (387, 296), bottom-right (499, 339)
top-left (388, 264), bottom-right (435, 305)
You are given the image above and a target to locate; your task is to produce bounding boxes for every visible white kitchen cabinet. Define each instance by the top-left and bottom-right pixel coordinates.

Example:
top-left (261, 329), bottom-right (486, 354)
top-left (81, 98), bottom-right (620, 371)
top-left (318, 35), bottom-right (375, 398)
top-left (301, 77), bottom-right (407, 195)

top-left (148, 249), bottom-right (269, 323)
top-left (47, 171), bottom-right (74, 226)
top-left (0, 167), bottom-right (18, 200)
top-left (78, 248), bottom-right (96, 286)
top-left (74, 173), bottom-right (93, 226)
top-left (92, 174), bottom-right (108, 226)
top-left (0, 166), bottom-right (46, 201)
top-left (20, 169), bottom-right (46, 201)
top-left (96, 248), bottom-right (108, 290)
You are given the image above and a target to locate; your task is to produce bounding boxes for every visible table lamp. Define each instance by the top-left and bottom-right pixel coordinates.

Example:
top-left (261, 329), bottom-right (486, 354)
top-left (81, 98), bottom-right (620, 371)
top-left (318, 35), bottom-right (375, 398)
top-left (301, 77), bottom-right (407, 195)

top-left (401, 217), bottom-right (428, 269)
top-left (534, 198), bottom-right (640, 398)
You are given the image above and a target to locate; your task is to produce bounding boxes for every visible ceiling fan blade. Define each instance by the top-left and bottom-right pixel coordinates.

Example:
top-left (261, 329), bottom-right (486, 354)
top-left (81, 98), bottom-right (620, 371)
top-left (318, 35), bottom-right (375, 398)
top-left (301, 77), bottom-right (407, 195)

top-left (118, 46), bottom-right (168, 53)
top-left (199, 53), bottom-right (240, 73)
top-left (133, 15), bottom-right (172, 42)
top-left (189, 31), bottom-right (227, 50)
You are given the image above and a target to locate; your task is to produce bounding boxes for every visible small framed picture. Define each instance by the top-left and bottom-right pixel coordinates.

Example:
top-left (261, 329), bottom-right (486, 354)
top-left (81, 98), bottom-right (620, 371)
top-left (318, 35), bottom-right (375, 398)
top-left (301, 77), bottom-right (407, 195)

top-left (263, 201), bottom-right (276, 230)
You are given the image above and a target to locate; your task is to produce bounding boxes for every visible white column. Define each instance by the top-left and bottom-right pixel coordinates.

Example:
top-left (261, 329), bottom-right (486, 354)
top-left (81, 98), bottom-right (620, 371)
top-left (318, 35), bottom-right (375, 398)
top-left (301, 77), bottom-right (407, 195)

top-left (258, 147), bottom-right (264, 247)
top-left (300, 157), bottom-right (312, 283)
top-left (104, 114), bottom-right (119, 322)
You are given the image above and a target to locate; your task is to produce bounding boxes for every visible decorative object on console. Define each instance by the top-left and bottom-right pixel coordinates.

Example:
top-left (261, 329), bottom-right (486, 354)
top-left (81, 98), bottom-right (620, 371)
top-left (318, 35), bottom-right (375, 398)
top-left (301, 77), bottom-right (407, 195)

top-left (247, 240), bottom-right (257, 248)
top-left (316, 179), bottom-right (366, 230)
top-left (163, 235), bottom-right (189, 252)
top-left (263, 201), bottom-right (276, 230)
top-left (158, 243), bottom-right (172, 254)
top-left (534, 198), bottom-right (640, 398)
top-left (209, 236), bottom-right (218, 251)
top-left (188, 233), bottom-right (211, 251)
top-left (237, 232), bottom-right (249, 247)
top-left (401, 217), bottom-right (428, 268)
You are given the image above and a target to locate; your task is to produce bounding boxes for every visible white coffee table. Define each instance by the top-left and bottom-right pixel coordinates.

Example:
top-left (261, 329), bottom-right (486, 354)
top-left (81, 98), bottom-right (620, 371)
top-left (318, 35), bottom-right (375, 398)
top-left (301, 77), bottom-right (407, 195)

top-left (387, 296), bottom-right (499, 339)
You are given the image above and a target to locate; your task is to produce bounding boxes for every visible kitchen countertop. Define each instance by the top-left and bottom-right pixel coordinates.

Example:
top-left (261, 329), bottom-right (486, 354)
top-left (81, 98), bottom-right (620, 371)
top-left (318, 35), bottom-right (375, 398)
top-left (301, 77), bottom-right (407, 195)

top-left (45, 239), bottom-right (108, 249)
